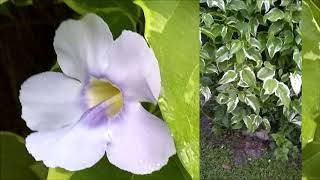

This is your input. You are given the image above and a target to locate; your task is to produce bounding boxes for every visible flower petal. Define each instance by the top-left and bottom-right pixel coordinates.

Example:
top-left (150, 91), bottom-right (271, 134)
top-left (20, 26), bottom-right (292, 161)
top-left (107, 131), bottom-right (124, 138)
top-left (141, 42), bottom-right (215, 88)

top-left (106, 102), bottom-right (176, 174)
top-left (105, 31), bottom-right (161, 103)
top-left (19, 72), bottom-right (84, 131)
top-left (54, 13), bottom-right (113, 81)
top-left (26, 103), bottom-right (109, 171)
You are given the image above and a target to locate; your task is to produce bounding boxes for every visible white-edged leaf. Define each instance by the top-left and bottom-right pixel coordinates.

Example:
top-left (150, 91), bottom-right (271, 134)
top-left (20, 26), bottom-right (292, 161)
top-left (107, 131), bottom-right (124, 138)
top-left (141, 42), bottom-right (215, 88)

top-left (289, 73), bottom-right (301, 95)
top-left (243, 114), bottom-right (263, 133)
top-left (293, 46), bottom-right (301, 70)
top-left (218, 70), bottom-right (238, 84)
top-left (262, 117), bottom-right (271, 132)
top-left (264, 8), bottom-right (285, 22)
top-left (200, 86), bottom-right (211, 103)
top-left (266, 36), bottom-right (282, 58)
top-left (244, 47), bottom-right (262, 62)
top-left (229, 40), bottom-right (243, 56)
top-left (216, 93), bottom-right (229, 104)
top-left (257, 67), bottom-right (275, 80)
top-left (207, 0), bottom-right (225, 11)
top-left (240, 66), bottom-right (256, 87)
top-left (245, 94), bottom-right (260, 114)
top-left (227, 97), bottom-right (239, 112)
top-left (275, 82), bottom-right (291, 108)
top-left (215, 46), bottom-right (230, 62)
top-left (263, 78), bottom-right (278, 95)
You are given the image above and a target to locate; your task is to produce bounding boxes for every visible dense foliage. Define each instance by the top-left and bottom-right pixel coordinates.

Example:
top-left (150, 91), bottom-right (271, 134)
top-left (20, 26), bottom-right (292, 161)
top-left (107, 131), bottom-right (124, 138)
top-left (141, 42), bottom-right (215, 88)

top-left (200, 0), bottom-right (301, 160)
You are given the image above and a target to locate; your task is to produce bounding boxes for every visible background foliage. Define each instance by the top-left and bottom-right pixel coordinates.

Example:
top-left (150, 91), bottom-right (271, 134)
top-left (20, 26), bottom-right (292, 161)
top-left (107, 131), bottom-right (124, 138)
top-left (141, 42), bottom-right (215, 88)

top-left (200, 0), bottom-right (301, 160)
top-left (0, 0), bottom-right (198, 180)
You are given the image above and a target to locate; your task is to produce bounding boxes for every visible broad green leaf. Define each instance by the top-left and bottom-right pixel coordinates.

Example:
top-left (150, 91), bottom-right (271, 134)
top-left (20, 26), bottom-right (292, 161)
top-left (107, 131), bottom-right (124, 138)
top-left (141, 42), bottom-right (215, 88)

top-left (236, 48), bottom-right (246, 65)
top-left (135, 1), bottom-right (199, 179)
top-left (47, 156), bottom-right (189, 180)
top-left (218, 70), bottom-right (238, 84)
top-left (263, 78), bottom-right (278, 95)
top-left (0, 132), bottom-right (48, 180)
top-left (63, 0), bottom-right (140, 37)
top-left (245, 94), bottom-right (260, 114)
top-left (303, 142), bottom-right (320, 178)
top-left (240, 66), bottom-right (256, 87)
top-left (244, 47), bottom-right (262, 62)
top-left (266, 36), bottom-right (282, 58)
top-left (215, 46), bottom-right (230, 62)
top-left (257, 67), bottom-right (275, 81)
top-left (302, 0), bottom-right (320, 150)
top-left (275, 82), bottom-right (291, 108)
top-left (263, 8), bottom-right (285, 22)
top-left (302, 0), bottom-right (320, 59)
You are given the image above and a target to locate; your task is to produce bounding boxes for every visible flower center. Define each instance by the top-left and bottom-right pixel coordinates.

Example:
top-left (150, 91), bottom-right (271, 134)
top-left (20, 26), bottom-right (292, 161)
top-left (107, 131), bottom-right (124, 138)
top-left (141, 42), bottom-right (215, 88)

top-left (86, 78), bottom-right (123, 117)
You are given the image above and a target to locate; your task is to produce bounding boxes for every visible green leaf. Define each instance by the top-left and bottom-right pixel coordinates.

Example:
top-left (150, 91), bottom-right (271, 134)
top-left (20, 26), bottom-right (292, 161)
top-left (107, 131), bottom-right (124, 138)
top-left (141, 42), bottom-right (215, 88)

top-left (244, 47), bottom-right (262, 62)
top-left (226, 0), bottom-right (246, 11)
top-left (257, 67), bottom-right (275, 81)
top-left (203, 13), bottom-right (214, 28)
top-left (303, 141), bottom-right (320, 178)
top-left (47, 156), bottom-right (189, 180)
top-left (236, 48), bottom-right (246, 65)
top-left (257, 0), bottom-right (270, 12)
top-left (275, 82), bottom-right (291, 108)
top-left (215, 46), bottom-right (230, 62)
top-left (0, 131), bottom-right (48, 180)
top-left (266, 36), bottom-right (283, 58)
top-left (135, 1), bottom-right (198, 179)
top-left (263, 78), bottom-right (278, 95)
top-left (293, 46), bottom-right (302, 70)
top-left (245, 94), bottom-right (260, 114)
top-left (250, 38), bottom-right (262, 50)
top-left (268, 21), bottom-right (285, 35)
top-left (243, 114), bottom-right (263, 133)
top-left (227, 96), bottom-right (239, 113)
top-left (262, 117), bottom-right (271, 132)
top-left (302, 0), bottom-right (320, 150)
top-left (229, 40), bottom-right (243, 56)
top-left (216, 93), bottom-right (230, 104)
top-left (0, 0), bottom-right (8, 4)
top-left (63, 0), bottom-right (140, 37)
top-left (240, 66), bottom-right (256, 87)
top-left (263, 8), bottom-right (285, 22)
top-left (218, 70), bottom-right (238, 84)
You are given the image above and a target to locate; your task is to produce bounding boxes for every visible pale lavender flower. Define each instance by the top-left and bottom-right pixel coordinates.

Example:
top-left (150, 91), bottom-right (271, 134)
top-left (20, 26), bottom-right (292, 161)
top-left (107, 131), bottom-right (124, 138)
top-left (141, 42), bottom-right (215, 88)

top-left (19, 14), bottom-right (176, 174)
